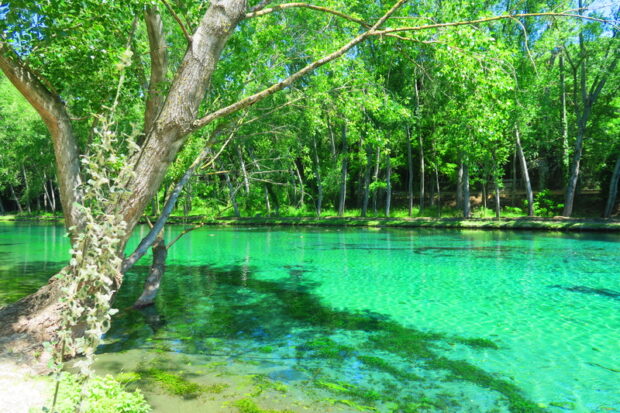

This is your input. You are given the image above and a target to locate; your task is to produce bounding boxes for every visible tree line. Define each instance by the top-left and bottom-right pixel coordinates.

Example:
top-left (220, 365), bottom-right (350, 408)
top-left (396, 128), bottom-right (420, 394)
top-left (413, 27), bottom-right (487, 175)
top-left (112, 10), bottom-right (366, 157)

top-left (1, 1), bottom-right (618, 221)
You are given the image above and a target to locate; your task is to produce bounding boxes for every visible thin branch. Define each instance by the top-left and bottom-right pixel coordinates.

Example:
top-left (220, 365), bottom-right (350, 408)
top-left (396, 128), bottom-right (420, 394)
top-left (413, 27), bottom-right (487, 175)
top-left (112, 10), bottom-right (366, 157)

top-left (192, 0), bottom-right (408, 131)
top-left (510, 16), bottom-right (538, 75)
top-left (167, 223), bottom-right (208, 248)
top-left (160, 0), bottom-right (192, 43)
top-left (144, 6), bottom-right (169, 134)
top-left (248, 0), bottom-right (274, 14)
top-left (372, 12), bottom-right (614, 36)
top-left (245, 2), bottom-right (418, 43)
top-left (246, 3), bottom-right (368, 27)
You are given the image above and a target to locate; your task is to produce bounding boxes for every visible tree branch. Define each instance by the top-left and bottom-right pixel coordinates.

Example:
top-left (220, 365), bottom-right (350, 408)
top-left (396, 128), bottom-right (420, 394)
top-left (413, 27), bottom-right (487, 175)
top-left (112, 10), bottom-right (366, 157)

top-left (160, 0), bottom-right (192, 43)
top-left (0, 42), bottom-right (82, 234)
top-left (192, 0), bottom-right (408, 130)
top-left (144, 6), bottom-right (169, 135)
top-left (248, 0), bottom-right (274, 14)
top-left (371, 12), bottom-right (613, 36)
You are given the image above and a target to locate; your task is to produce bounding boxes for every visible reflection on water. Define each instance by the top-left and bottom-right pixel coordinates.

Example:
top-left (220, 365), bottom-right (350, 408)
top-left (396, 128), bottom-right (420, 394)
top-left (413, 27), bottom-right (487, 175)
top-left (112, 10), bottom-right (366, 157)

top-left (2, 223), bottom-right (620, 412)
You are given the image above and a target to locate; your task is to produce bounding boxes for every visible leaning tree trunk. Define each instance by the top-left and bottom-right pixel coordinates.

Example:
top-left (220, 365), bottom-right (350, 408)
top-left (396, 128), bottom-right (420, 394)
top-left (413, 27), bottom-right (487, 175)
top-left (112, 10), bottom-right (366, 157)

top-left (133, 235), bottom-right (168, 308)
top-left (515, 127), bottom-right (534, 216)
top-left (604, 157), bottom-right (620, 218)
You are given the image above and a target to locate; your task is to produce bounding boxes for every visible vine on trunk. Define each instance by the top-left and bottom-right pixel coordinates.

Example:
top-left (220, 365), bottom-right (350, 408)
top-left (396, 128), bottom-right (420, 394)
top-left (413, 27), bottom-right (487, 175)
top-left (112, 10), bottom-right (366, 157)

top-left (50, 48), bottom-right (140, 412)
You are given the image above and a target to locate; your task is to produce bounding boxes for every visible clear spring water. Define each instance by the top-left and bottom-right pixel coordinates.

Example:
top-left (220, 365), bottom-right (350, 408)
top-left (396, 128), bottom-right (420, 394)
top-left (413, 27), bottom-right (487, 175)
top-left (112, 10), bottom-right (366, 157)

top-left (1, 223), bottom-right (619, 412)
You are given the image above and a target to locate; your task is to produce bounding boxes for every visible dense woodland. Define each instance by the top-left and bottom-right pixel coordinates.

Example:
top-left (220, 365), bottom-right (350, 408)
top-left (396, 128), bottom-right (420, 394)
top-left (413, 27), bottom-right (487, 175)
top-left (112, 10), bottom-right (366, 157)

top-left (1, 0), bottom-right (618, 221)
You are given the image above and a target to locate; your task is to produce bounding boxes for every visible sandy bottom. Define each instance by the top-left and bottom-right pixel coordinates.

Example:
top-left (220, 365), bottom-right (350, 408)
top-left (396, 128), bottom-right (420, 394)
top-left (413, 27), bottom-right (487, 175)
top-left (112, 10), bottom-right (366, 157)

top-left (0, 359), bottom-right (52, 413)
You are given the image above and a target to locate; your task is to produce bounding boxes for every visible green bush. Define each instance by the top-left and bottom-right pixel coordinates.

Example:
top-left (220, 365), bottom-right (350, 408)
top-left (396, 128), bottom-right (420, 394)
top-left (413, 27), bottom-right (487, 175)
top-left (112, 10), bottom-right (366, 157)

top-left (533, 189), bottom-right (564, 217)
top-left (45, 373), bottom-right (150, 413)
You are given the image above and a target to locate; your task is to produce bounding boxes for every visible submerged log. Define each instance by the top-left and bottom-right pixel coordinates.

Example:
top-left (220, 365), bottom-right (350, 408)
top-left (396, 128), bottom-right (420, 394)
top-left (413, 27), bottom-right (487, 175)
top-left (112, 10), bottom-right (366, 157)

top-left (133, 240), bottom-right (168, 309)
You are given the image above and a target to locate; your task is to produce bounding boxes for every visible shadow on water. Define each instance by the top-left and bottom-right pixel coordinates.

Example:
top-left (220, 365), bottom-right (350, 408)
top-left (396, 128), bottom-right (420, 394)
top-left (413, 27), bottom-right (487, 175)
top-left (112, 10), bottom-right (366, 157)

top-left (99, 263), bottom-right (544, 412)
top-left (548, 284), bottom-right (620, 300)
top-left (0, 260), bottom-right (66, 306)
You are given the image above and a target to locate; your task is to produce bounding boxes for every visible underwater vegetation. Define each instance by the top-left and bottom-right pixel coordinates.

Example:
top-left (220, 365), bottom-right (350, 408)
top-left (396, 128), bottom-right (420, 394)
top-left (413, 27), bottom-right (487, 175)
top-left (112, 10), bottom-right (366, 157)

top-left (102, 263), bottom-right (548, 412)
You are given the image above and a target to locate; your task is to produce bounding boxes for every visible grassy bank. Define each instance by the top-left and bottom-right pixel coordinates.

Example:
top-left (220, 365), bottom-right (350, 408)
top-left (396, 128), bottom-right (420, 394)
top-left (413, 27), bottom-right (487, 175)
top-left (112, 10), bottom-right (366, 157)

top-left (165, 215), bottom-right (620, 232)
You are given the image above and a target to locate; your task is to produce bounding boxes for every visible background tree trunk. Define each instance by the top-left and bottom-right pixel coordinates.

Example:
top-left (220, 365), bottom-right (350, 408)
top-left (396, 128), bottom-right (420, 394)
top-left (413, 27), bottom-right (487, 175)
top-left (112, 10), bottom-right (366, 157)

top-left (462, 160), bottom-right (471, 218)
top-left (385, 150), bottom-right (392, 217)
top-left (312, 136), bottom-right (323, 216)
top-left (406, 127), bottom-right (413, 216)
top-left (516, 127), bottom-right (534, 216)
top-left (456, 160), bottom-right (463, 211)
top-left (604, 157), bottom-right (620, 218)
top-left (338, 123), bottom-right (348, 217)
top-left (362, 146), bottom-right (371, 217)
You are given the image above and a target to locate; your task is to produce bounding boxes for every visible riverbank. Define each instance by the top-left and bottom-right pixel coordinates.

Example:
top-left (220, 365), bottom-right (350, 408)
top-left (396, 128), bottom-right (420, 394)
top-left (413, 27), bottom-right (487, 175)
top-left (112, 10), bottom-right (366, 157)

top-left (2, 213), bottom-right (619, 231)
top-left (0, 359), bottom-right (51, 413)
top-left (165, 216), bottom-right (620, 232)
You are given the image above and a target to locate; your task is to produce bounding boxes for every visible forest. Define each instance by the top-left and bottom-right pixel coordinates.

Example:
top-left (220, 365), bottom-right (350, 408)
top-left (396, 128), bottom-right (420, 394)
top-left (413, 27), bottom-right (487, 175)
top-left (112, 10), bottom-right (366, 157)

top-left (1, 1), bottom-right (618, 222)
top-left (0, 0), bottom-right (619, 412)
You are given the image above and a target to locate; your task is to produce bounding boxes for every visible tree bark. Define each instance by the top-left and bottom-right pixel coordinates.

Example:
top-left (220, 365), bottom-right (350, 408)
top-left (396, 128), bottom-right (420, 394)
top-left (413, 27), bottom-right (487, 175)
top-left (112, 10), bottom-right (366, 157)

top-left (604, 157), bottom-right (620, 218)
top-left (515, 127), bottom-right (534, 216)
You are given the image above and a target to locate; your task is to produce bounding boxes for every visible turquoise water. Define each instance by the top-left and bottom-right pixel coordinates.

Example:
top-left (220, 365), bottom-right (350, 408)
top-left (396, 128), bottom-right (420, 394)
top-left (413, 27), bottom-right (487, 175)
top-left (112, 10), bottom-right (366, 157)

top-left (1, 223), bottom-right (619, 412)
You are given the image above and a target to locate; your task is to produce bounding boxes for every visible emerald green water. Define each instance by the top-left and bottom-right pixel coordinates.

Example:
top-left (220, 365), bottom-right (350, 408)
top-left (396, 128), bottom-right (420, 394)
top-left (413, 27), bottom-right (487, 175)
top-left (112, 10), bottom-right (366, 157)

top-left (1, 223), bottom-right (619, 412)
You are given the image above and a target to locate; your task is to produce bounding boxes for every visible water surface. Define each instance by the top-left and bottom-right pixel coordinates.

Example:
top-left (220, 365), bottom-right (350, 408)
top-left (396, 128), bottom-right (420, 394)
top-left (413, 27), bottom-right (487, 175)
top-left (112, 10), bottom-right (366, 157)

top-left (1, 223), bottom-right (619, 412)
